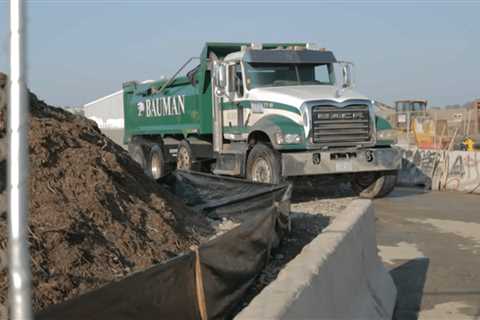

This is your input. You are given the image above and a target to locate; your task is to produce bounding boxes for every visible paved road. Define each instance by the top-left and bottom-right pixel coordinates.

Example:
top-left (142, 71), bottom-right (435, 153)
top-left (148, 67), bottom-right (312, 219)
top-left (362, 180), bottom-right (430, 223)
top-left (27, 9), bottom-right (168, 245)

top-left (374, 187), bottom-right (480, 320)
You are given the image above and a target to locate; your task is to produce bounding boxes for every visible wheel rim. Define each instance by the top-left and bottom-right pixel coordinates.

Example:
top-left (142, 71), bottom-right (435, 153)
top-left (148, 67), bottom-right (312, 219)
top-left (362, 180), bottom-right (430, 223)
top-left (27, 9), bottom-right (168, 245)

top-left (252, 158), bottom-right (272, 183)
top-left (177, 146), bottom-right (190, 170)
top-left (150, 153), bottom-right (162, 179)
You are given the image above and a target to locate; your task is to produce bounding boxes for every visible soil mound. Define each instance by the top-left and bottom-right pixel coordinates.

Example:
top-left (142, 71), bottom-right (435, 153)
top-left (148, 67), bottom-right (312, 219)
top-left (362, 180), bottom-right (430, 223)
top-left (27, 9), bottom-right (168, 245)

top-left (0, 88), bottom-right (203, 311)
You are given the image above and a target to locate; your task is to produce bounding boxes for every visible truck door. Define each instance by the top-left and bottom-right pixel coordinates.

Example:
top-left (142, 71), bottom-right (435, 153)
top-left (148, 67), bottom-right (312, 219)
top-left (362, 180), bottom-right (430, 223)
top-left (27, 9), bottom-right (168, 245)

top-left (222, 63), bottom-right (245, 138)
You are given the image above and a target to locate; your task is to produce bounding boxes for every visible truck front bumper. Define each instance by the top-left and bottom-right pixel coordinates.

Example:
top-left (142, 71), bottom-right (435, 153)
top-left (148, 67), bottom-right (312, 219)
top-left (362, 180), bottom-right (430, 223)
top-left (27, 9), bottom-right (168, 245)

top-left (281, 147), bottom-right (402, 177)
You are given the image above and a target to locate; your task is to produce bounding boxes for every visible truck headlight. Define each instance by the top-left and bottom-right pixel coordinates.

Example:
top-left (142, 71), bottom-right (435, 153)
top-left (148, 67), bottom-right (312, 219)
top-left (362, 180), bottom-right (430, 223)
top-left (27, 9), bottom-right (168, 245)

top-left (275, 133), bottom-right (302, 144)
top-left (300, 104), bottom-right (310, 138)
top-left (376, 129), bottom-right (397, 144)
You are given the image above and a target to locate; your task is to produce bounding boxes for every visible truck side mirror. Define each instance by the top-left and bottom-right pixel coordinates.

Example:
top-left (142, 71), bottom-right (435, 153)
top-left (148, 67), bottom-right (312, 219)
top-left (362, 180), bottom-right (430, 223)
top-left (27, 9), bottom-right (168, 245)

top-left (215, 63), bottom-right (227, 93)
top-left (341, 63), bottom-right (354, 88)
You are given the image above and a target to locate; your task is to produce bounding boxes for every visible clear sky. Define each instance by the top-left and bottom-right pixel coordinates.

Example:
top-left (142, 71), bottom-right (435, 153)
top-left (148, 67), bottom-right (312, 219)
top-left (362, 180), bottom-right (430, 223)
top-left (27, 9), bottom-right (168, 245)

top-left (0, 0), bottom-right (479, 107)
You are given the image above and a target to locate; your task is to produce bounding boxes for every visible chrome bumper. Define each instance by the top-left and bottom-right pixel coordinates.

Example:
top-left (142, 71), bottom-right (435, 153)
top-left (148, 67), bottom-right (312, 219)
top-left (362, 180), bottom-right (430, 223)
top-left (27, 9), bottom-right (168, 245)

top-left (281, 147), bottom-right (402, 177)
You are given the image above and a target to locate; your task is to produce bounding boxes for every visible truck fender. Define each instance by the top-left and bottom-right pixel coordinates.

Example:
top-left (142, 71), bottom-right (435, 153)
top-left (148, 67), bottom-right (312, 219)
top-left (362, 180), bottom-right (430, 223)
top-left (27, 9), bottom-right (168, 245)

top-left (247, 115), bottom-right (305, 148)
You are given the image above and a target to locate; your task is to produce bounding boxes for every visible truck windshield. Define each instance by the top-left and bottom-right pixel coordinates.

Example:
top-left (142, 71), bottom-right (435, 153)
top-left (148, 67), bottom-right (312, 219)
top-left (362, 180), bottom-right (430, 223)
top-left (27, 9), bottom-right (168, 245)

top-left (244, 63), bottom-right (334, 89)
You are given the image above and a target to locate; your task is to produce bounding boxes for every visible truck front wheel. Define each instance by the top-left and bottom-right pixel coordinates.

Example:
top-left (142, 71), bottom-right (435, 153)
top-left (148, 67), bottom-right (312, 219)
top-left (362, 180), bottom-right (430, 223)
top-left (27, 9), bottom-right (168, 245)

top-left (351, 171), bottom-right (397, 199)
top-left (246, 143), bottom-right (282, 184)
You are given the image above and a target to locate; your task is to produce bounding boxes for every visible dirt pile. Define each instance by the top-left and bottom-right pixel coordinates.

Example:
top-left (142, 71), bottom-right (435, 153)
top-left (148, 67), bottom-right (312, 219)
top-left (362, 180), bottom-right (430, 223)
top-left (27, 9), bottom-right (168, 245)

top-left (0, 87), bottom-right (206, 311)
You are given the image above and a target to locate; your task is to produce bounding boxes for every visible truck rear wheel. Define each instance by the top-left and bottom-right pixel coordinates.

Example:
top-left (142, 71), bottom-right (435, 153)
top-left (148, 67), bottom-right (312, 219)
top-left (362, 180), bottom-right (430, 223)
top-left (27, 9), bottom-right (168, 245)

top-left (246, 143), bottom-right (281, 184)
top-left (351, 171), bottom-right (397, 199)
top-left (128, 140), bottom-right (148, 173)
top-left (148, 145), bottom-right (166, 180)
top-left (176, 140), bottom-right (193, 171)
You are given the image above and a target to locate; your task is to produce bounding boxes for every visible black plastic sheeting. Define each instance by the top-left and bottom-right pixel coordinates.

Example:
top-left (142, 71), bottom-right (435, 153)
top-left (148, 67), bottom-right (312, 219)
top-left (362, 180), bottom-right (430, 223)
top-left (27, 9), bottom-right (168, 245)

top-left (36, 171), bottom-right (292, 320)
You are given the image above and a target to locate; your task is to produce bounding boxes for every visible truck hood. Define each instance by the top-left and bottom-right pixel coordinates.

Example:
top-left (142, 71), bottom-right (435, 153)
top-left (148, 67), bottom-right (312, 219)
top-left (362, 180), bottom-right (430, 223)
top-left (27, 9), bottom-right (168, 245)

top-left (246, 85), bottom-right (370, 109)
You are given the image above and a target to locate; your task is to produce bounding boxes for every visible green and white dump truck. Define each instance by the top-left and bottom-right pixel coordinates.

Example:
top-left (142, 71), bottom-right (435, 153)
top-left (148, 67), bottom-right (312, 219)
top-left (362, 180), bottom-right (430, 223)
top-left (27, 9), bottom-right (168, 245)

top-left (123, 42), bottom-right (401, 198)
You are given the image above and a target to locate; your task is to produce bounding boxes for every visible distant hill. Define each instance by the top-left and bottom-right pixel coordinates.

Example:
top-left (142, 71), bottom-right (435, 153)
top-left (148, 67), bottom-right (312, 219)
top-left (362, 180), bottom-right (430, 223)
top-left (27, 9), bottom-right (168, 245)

top-left (431, 99), bottom-right (479, 110)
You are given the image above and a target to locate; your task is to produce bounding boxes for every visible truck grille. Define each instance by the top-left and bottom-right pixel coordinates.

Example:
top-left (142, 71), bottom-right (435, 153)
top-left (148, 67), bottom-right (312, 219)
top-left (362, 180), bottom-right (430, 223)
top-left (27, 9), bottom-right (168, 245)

top-left (311, 104), bottom-right (371, 145)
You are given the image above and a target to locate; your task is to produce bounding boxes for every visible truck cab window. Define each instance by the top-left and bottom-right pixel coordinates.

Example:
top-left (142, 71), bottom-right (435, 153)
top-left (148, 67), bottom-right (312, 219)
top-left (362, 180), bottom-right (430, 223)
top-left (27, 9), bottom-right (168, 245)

top-left (245, 63), bottom-right (334, 89)
top-left (235, 64), bottom-right (244, 97)
top-left (315, 64), bottom-right (332, 84)
top-left (228, 63), bottom-right (244, 98)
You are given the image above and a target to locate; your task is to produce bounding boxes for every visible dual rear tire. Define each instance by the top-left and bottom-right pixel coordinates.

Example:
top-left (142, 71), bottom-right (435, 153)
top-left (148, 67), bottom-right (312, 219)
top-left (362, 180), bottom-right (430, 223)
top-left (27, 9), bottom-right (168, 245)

top-left (149, 145), bottom-right (166, 180)
top-left (129, 142), bottom-right (147, 171)
top-left (128, 140), bottom-right (166, 180)
top-left (176, 140), bottom-right (193, 171)
top-left (129, 138), bottom-right (194, 180)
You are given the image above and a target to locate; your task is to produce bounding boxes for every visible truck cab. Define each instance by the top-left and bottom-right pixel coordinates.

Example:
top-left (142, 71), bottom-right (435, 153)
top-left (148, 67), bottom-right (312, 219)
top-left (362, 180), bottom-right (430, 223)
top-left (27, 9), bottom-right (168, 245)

top-left (123, 43), bottom-right (401, 198)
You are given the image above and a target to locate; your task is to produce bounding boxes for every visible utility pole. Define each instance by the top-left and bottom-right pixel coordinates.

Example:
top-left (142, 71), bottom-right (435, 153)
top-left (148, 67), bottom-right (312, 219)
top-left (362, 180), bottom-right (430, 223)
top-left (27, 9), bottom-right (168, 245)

top-left (8, 0), bottom-right (32, 319)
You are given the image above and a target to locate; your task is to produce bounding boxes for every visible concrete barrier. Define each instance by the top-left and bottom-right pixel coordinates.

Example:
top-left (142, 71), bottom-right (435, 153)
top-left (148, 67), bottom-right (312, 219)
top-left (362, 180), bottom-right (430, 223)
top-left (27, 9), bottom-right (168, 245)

top-left (440, 150), bottom-right (480, 193)
top-left (397, 148), bottom-right (442, 188)
top-left (235, 200), bottom-right (397, 320)
top-left (398, 147), bottom-right (480, 194)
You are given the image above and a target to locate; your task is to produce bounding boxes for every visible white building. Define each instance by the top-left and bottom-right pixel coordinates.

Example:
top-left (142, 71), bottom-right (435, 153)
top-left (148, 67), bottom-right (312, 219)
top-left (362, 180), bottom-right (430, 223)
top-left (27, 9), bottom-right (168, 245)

top-left (84, 80), bottom-right (154, 148)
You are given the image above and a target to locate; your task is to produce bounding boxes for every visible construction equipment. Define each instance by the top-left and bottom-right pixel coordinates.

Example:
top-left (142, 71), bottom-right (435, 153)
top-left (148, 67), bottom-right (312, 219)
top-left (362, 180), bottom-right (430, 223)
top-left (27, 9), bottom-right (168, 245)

top-left (122, 43), bottom-right (401, 198)
top-left (394, 99), bottom-right (428, 132)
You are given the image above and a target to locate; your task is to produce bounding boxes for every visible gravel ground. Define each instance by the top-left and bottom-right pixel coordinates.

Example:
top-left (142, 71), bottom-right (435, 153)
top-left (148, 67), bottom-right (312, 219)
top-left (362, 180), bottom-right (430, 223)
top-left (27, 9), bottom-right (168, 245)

top-left (231, 179), bottom-right (358, 318)
top-left (291, 177), bottom-right (358, 217)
